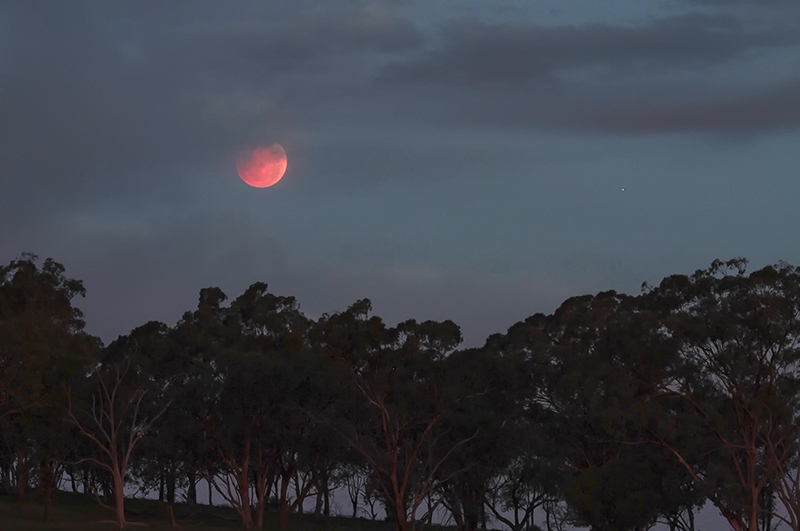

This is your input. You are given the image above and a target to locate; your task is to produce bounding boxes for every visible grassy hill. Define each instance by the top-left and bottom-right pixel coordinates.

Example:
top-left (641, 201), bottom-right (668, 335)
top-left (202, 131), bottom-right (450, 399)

top-left (0, 490), bottom-right (436, 531)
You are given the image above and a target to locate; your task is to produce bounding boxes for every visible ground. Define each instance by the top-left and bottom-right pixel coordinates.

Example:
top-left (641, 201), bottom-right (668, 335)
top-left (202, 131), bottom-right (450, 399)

top-left (0, 491), bottom-right (464, 531)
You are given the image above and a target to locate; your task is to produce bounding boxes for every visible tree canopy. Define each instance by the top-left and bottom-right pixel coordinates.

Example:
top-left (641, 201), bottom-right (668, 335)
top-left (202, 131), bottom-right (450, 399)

top-left (4, 253), bottom-right (800, 531)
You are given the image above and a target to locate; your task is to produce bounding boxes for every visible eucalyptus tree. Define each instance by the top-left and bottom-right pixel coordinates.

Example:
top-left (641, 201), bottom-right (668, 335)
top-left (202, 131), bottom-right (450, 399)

top-left (230, 281), bottom-right (325, 529)
top-left (186, 282), bottom-right (317, 529)
top-left (180, 286), bottom-right (265, 529)
top-left (0, 253), bottom-right (99, 508)
top-left (0, 253), bottom-right (91, 413)
top-left (106, 320), bottom-right (208, 506)
top-left (314, 300), bottom-right (481, 531)
top-left (644, 259), bottom-right (800, 531)
top-left (171, 286), bottom-right (231, 504)
top-left (488, 290), bottom-right (698, 531)
top-left (432, 347), bottom-right (533, 531)
top-left (67, 354), bottom-right (172, 529)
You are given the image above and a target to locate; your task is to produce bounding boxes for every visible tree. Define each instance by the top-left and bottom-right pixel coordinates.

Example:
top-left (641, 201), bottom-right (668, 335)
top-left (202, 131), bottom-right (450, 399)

top-left (315, 301), bottom-right (481, 531)
top-left (0, 253), bottom-right (89, 414)
top-left (433, 347), bottom-right (535, 531)
top-left (645, 259), bottom-right (800, 531)
top-left (0, 253), bottom-right (97, 510)
top-left (67, 358), bottom-right (171, 529)
top-left (108, 320), bottom-right (208, 507)
top-left (185, 283), bottom-right (315, 529)
top-left (487, 291), bottom-right (698, 531)
top-left (230, 282), bottom-right (321, 529)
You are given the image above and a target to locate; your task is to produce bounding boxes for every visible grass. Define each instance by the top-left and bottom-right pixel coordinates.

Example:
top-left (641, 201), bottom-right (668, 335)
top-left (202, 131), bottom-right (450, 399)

top-left (0, 490), bottom-right (455, 531)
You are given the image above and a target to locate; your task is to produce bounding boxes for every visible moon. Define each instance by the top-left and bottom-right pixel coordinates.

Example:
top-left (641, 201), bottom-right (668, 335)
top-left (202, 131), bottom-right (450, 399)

top-left (237, 143), bottom-right (287, 188)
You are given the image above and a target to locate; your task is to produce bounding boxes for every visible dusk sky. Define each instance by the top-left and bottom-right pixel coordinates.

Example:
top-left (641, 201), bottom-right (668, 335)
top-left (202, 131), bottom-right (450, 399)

top-left (2, 0), bottom-right (799, 347)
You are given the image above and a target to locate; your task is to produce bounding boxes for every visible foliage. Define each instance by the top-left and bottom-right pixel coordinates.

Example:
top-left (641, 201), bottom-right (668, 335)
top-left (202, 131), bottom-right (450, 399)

top-left (6, 253), bottom-right (800, 531)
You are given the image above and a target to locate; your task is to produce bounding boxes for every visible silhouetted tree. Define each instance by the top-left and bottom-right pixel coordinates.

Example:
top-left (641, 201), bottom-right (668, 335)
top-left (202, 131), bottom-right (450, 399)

top-left (645, 259), bottom-right (800, 531)
top-left (316, 301), bottom-right (481, 531)
top-left (67, 358), bottom-right (171, 529)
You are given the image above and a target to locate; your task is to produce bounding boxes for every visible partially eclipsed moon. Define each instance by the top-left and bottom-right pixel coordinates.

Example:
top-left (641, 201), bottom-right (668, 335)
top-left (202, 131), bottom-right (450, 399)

top-left (237, 143), bottom-right (287, 188)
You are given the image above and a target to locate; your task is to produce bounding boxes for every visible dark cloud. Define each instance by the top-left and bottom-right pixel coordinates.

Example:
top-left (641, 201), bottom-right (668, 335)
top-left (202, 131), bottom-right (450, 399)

top-left (209, 4), bottom-right (422, 71)
top-left (378, 13), bottom-right (796, 86)
top-left (680, 0), bottom-right (798, 6)
top-left (431, 78), bottom-right (800, 133)
top-left (578, 79), bottom-right (800, 133)
top-left (0, 4), bottom-right (258, 193)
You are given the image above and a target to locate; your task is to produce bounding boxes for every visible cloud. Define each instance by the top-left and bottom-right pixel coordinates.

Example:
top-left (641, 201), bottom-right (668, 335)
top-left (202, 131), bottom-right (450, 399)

top-left (0, 4), bottom-right (253, 192)
top-left (378, 12), bottom-right (796, 86)
top-left (576, 79), bottom-right (800, 133)
top-left (679, 0), bottom-right (798, 6)
top-left (210, 4), bottom-right (422, 71)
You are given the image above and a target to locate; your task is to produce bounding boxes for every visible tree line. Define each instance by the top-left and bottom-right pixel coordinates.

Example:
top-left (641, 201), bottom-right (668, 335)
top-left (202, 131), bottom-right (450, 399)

top-left (2, 253), bottom-right (800, 531)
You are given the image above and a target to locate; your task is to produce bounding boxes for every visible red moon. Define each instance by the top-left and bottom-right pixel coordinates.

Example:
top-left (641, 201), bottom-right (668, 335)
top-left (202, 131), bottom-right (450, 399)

top-left (237, 143), bottom-right (287, 188)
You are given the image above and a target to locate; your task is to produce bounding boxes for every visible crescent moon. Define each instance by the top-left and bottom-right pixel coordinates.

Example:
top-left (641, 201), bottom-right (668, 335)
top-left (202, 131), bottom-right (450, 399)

top-left (237, 143), bottom-right (288, 188)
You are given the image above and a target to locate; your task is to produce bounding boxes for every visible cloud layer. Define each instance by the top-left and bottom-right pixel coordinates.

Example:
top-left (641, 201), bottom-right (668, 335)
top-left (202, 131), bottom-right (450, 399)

top-left (2, 0), bottom-right (799, 346)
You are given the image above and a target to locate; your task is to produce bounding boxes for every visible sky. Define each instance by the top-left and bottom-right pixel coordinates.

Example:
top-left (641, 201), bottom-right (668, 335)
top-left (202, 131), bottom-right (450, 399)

top-left (2, 0), bottom-right (799, 348)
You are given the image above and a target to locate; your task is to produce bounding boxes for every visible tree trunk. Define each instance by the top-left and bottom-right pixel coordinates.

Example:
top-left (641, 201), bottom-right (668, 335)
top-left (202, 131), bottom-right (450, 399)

top-left (40, 459), bottom-right (56, 521)
top-left (394, 497), bottom-right (408, 531)
top-left (113, 466), bottom-right (127, 529)
top-left (186, 465), bottom-right (197, 505)
top-left (462, 488), bottom-right (481, 531)
top-left (279, 471), bottom-right (291, 530)
top-left (1, 463), bottom-right (9, 493)
top-left (237, 463), bottom-right (254, 528)
top-left (167, 504), bottom-right (177, 529)
top-left (166, 462), bottom-right (176, 505)
top-left (314, 488), bottom-right (323, 520)
top-left (324, 478), bottom-right (330, 517)
top-left (15, 447), bottom-right (25, 502)
top-left (255, 469), bottom-right (268, 530)
top-left (545, 504), bottom-right (552, 531)
top-left (293, 471), bottom-right (305, 514)
top-left (445, 490), bottom-right (464, 530)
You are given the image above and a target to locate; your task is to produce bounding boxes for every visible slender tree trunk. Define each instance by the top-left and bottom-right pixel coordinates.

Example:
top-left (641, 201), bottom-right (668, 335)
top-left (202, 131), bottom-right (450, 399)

top-left (16, 447), bottom-right (25, 502)
top-left (186, 465), bottom-right (197, 505)
top-left (40, 459), bottom-right (55, 521)
top-left (113, 465), bottom-right (127, 530)
top-left (324, 477), bottom-right (330, 517)
top-left (545, 504), bottom-right (552, 531)
top-left (279, 470), bottom-right (291, 530)
top-left (1, 463), bottom-right (9, 493)
top-left (394, 495), bottom-right (408, 531)
top-left (463, 488), bottom-right (481, 531)
top-left (445, 490), bottom-right (464, 530)
top-left (314, 488), bottom-right (323, 520)
top-left (426, 491), bottom-right (434, 526)
top-left (293, 471), bottom-right (305, 514)
top-left (255, 469), bottom-right (268, 530)
top-left (166, 462), bottom-right (176, 505)
top-left (167, 504), bottom-right (177, 529)
top-left (237, 456), bottom-right (254, 529)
